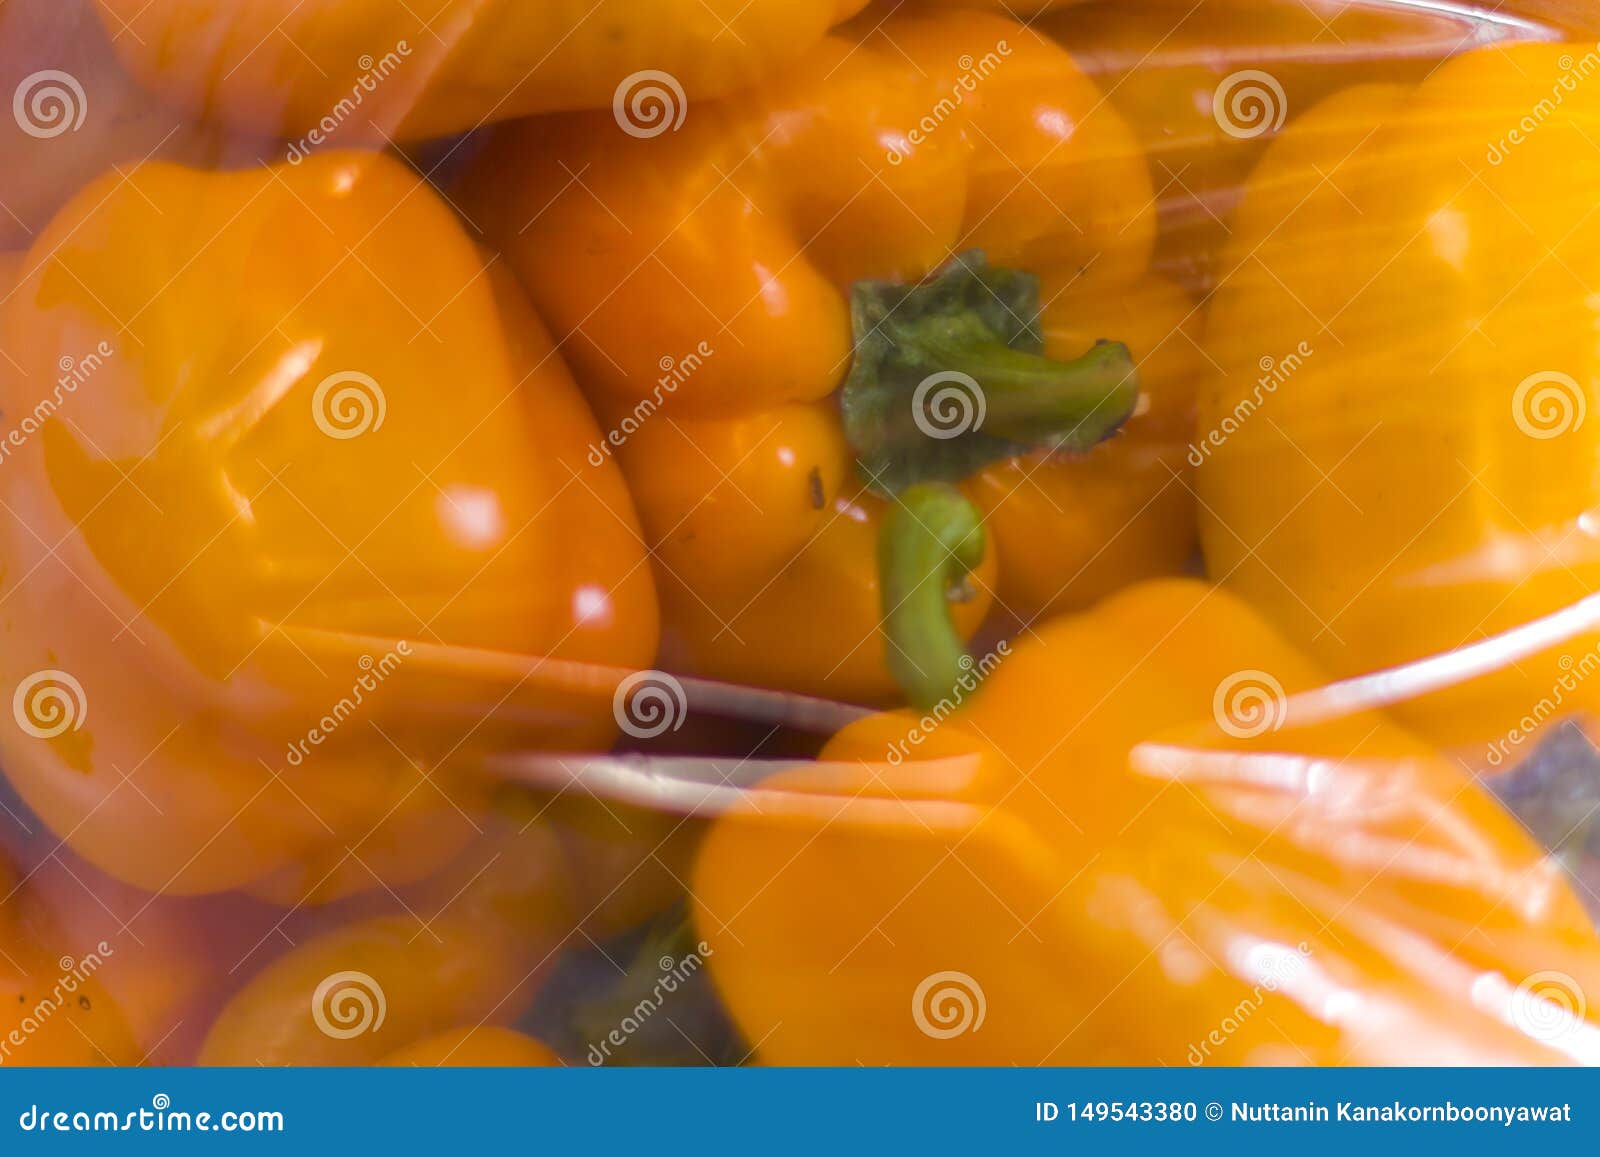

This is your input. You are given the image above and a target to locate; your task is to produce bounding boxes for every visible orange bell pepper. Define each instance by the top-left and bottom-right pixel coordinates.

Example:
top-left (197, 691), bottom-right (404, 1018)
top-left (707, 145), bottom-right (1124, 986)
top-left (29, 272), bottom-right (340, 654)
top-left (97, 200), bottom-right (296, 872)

top-left (0, 850), bottom-right (142, 1065)
top-left (1043, 0), bottom-right (1528, 291)
top-left (692, 578), bottom-right (1600, 1063)
top-left (0, 0), bottom-right (245, 251)
top-left (200, 821), bottom-right (574, 1065)
top-left (0, 150), bottom-right (657, 901)
top-left (93, 0), bottom-right (872, 141)
top-left (967, 274), bottom-right (1202, 626)
top-left (466, 9), bottom-right (1198, 705)
top-left (1198, 42), bottom-right (1600, 753)
top-left (12, 842), bottom-right (274, 1064)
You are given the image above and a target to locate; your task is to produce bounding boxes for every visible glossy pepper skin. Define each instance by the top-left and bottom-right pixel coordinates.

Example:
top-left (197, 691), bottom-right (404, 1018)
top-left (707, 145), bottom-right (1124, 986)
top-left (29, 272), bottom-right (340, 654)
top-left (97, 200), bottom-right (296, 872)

top-left (0, 150), bottom-right (657, 901)
top-left (968, 273), bottom-right (1202, 624)
top-left (467, 9), bottom-right (1197, 703)
top-left (1198, 43), bottom-right (1600, 754)
top-left (94, 0), bottom-right (871, 142)
top-left (692, 579), bottom-right (1600, 1064)
top-left (1042, 0), bottom-right (1528, 294)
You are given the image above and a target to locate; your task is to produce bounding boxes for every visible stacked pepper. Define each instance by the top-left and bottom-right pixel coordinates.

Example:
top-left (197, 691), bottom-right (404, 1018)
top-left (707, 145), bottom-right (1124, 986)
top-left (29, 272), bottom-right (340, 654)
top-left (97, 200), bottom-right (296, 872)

top-left (1198, 41), bottom-right (1600, 753)
top-left (1041, 0), bottom-right (1524, 291)
top-left (0, 150), bottom-right (657, 901)
top-left (0, 0), bottom-right (1597, 1070)
top-left (92, 0), bottom-right (872, 140)
top-left (465, 8), bottom-right (1202, 704)
top-left (693, 580), bottom-right (1600, 1063)
top-left (0, 0), bottom-right (252, 251)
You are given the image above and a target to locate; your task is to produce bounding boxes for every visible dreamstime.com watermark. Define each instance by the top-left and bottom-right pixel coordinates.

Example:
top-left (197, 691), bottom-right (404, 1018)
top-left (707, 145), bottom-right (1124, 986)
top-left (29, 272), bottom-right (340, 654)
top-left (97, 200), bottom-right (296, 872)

top-left (1187, 940), bottom-right (1311, 1064)
top-left (613, 70), bottom-right (686, 138)
top-left (1212, 70), bottom-right (1287, 140)
top-left (1212, 669), bottom-right (1288, 740)
top-left (0, 342), bottom-right (114, 466)
top-left (312, 370), bottom-right (386, 439)
top-left (612, 669), bottom-right (688, 740)
top-left (587, 941), bottom-right (713, 1065)
top-left (885, 642), bottom-right (1009, 766)
top-left (911, 370), bottom-right (986, 440)
top-left (1487, 43), bottom-right (1600, 165)
top-left (1484, 647), bottom-right (1600, 767)
top-left (1511, 370), bottom-right (1587, 439)
top-left (17, 1095), bottom-right (282, 1133)
top-left (284, 644), bottom-right (410, 766)
top-left (0, 943), bottom-right (113, 1065)
top-left (1504, 970), bottom-right (1588, 1044)
top-left (1188, 341), bottom-right (1312, 466)
top-left (311, 970), bottom-right (386, 1039)
top-left (12, 70), bottom-right (86, 139)
top-left (587, 341), bottom-right (713, 465)
top-left (912, 970), bottom-right (986, 1039)
top-left (886, 42), bottom-right (1012, 165)
top-left (12, 669), bottom-right (86, 740)
top-left (286, 42), bottom-right (413, 163)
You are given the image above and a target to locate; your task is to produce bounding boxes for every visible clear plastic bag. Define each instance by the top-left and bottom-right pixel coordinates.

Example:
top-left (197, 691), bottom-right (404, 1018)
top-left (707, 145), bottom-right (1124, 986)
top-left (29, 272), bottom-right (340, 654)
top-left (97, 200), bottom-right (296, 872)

top-left (2, 0), bottom-right (1600, 1068)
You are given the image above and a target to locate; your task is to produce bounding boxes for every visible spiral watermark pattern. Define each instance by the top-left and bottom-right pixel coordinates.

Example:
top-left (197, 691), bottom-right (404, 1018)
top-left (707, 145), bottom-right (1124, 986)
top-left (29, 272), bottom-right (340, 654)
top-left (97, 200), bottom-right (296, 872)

top-left (1512, 370), bottom-right (1586, 438)
top-left (1212, 669), bottom-right (1287, 739)
top-left (911, 371), bottom-right (986, 440)
top-left (1213, 70), bottom-right (1287, 140)
top-left (586, 939), bottom-right (712, 1066)
top-left (613, 70), bottom-right (686, 139)
top-left (912, 970), bottom-right (986, 1039)
top-left (13, 670), bottom-right (86, 739)
top-left (613, 669), bottom-right (688, 739)
top-left (1509, 970), bottom-right (1586, 1042)
top-left (13, 70), bottom-right (87, 139)
top-left (312, 371), bottom-right (386, 439)
top-left (310, 970), bottom-right (386, 1039)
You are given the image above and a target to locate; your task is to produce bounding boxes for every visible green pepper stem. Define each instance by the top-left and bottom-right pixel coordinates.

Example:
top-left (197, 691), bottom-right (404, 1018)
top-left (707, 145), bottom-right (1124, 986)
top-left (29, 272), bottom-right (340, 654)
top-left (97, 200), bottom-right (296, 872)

top-left (843, 250), bottom-right (1142, 495)
top-left (885, 314), bottom-right (1139, 447)
top-left (880, 483), bottom-right (987, 710)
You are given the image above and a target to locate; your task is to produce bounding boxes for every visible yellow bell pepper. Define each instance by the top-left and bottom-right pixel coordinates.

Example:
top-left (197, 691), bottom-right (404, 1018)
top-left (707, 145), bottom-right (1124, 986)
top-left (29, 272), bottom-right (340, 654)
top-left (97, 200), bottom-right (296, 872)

top-left (1198, 42), bottom-right (1600, 753)
top-left (693, 578), bottom-right (1600, 1063)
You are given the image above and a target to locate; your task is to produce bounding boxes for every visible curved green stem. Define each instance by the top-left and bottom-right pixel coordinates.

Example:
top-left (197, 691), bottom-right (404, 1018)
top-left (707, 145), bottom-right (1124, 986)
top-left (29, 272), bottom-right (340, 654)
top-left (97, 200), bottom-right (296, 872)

top-left (892, 314), bottom-right (1139, 446)
top-left (880, 483), bottom-right (987, 710)
top-left (842, 250), bottom-right (1141, 496)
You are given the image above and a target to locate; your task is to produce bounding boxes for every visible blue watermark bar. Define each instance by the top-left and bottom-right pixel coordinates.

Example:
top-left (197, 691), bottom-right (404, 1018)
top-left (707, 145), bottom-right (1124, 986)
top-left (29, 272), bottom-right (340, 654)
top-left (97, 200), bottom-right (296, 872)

top-left (0, 1068), bottom-right (1591, 1152)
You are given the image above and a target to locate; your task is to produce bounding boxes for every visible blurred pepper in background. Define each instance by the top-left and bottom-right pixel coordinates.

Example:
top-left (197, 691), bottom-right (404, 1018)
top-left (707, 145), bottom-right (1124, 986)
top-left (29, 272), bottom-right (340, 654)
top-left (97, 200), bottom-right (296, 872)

top-left (0, 849), bottom-right (141, 1065)
top-left (465, 9), bottom-right (1199, 705)
top-left (92, 0), bottom-right (873, 141)
top-left (693, 578), bottom-right (1600, 1064)
top-left (1043, 0), bottom-right (1531, 294)
top-left (0, 0), bottom-right (251, 252)
top-left (1, 0), bottom-right (1597, 1074)
top-left (0, 150), bottom-right (658, 901)
top-left (200, 820), bottom-right (574, 1065)
top-left (1199, 41), bottom-right (1600, 754)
